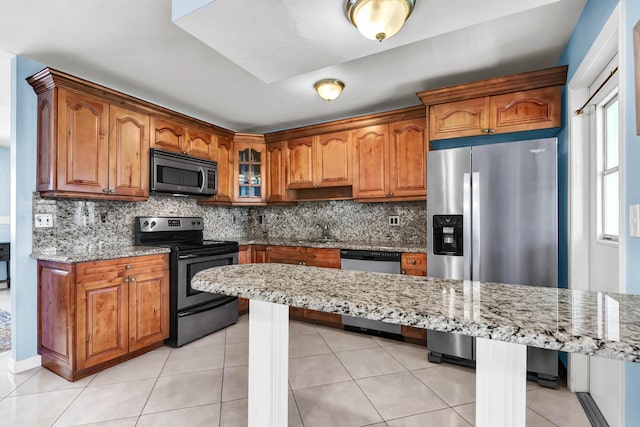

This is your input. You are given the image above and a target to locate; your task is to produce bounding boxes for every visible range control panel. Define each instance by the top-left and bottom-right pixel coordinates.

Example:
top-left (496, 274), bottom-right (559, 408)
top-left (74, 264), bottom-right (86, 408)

top-left (136, 216), bottom-right (203, 233)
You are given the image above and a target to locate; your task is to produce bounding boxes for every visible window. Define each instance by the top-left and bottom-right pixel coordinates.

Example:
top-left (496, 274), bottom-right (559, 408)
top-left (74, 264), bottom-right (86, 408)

top-left (598, 94), bottom-right (619, 241)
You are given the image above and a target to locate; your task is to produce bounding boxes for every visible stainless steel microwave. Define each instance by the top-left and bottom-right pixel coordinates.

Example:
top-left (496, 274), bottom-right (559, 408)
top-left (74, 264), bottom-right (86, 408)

top-left (150, 149), bottom-right (217, 196)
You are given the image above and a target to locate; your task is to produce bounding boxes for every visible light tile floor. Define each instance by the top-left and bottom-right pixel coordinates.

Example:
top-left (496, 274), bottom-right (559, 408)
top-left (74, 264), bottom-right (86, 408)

top-left (0, 314), bottom-right (591, 426)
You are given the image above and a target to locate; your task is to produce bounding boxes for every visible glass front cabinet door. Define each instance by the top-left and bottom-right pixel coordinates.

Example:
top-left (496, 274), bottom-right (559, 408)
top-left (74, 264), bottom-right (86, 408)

top-left (234, 142), bottom-right (266, 204)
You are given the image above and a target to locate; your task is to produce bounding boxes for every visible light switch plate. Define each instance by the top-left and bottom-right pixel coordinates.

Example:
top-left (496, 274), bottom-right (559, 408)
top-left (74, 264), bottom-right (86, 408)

top-left (35, 213), bottom-right (54, 228)
top-left (630, 205), bottom-right (640, 237)
top-left (0, 216), bottom-right (9, 225)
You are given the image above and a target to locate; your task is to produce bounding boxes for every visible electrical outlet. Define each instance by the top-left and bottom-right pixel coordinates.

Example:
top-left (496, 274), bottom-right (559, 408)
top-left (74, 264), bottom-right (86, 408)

top-left (257, 214), bottom-right (265, 225)
top-left (388, 215), bottom-right (400, 226)
top-left (100, 213), bottom-right (108, 224)
top-left (0, 216), bottom-right (9, 225)
top-left (35, 213), bottom-right (54, 228)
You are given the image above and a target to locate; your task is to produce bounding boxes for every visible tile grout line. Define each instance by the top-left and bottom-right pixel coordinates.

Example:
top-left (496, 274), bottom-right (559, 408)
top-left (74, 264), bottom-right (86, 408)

top-left (132, 348), bottom-right (173, 426)
top-left (320, 330), bottom-right (387, 424)
top-left (219, 325), bottom-right (228, 426)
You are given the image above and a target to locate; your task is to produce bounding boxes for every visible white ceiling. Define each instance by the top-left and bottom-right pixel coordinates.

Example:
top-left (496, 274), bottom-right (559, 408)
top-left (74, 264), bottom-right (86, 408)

top-left (0, 0), bottom-right (586, 139)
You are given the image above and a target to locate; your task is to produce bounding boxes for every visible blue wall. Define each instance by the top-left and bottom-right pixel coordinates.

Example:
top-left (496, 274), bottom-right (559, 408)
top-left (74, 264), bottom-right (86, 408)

top-left (624, 0), bottom-right (640, 424)
top-left (10, 56), bottom-right (44, 361)
top-left (0, 146), bottom-right (9, 281)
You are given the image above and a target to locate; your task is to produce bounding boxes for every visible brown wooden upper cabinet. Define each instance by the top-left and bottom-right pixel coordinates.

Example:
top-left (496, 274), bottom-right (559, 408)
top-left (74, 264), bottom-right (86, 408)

top-left (150, 117), bottom-right (214, 160)
top-left (266, 141), bottom-right (289, 203)
top-left (233, 138), bottom-right (267, 205)
top-left (419, 66), bottom-right (568, 142)
top-left (199, 135), bottom-right (234, 205)
top-left (149, 117), bottom-right (184, 153)
top-left (213, 136), bottom-right (234, 203)
top-left (286, 131), bottom-right (351, 189)
top-left (429, 86), bottom-right (562, 140)
top-left (32, 85), bottom-right (149, 201)
top-left (353, 118), bottom-right (427, 201)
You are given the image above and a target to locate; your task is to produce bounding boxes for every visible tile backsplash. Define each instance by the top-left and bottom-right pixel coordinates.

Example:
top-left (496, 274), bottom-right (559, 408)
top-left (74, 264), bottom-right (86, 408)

top-left (32, 193), bottom-right (426, 249)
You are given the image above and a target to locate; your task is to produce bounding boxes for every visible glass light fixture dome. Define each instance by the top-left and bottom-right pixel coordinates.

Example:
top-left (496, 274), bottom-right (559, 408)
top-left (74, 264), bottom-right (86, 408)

top-left (314, 79), bottom-right (345, 102)
top-left (346, 0), bottom-right (415, 42)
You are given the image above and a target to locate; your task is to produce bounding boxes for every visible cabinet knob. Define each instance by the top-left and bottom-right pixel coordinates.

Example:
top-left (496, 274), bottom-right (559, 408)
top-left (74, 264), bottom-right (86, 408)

top-left (130, 277), bottom-right (136, 282)
top-left (402, 270), bottom-right (406, 275)
top-left (126, 264), bottom-right (132, 269)
top-left (482, 129), bottom-right (489, 134)
top-left (390, 192), bottom-right (394, 196)
top-left (488, 129), bottom-right (495, 133)
top-left (109, 189), bottom-right (115, 193)
top-left (411, 259), bottom-right (417, 265)
top-left (124, 278), bottom-right (129, 283)
top-left (102, 188), bottom-right (109, 193)
top-left (183, 151), bottom-right (189, 155)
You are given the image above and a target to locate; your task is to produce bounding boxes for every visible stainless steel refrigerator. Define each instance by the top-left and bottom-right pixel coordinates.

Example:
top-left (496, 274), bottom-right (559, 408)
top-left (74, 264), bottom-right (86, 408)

top-left (426, 138), bottom-right (558, 387)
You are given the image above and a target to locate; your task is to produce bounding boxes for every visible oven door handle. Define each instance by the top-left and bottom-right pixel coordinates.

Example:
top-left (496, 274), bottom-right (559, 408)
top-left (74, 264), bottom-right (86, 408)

top-left (178, 254), bottom-right (198, 259)
top-left (178, 298), bottom-right (236, 317)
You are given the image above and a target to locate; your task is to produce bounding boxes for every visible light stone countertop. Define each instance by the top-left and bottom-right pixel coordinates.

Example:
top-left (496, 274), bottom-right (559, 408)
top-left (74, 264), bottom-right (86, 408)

top-left (192, 263), bottom-right (640, 363)
top-left (31, 245), bottom-right (171, 263)
top-left (238, 239), bottom-right (426, 254)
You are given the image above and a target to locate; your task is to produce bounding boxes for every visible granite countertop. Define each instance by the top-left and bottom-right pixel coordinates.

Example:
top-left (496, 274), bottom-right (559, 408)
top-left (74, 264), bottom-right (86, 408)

top-left (31, 245), bottom-right (171, 263)
top-left (238, 239), bottom-right (426, 254)
top-left (192, 263), bottom-right (640, 362)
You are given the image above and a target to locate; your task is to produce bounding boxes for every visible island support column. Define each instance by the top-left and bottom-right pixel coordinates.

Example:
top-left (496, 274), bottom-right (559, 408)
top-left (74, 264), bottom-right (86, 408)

top-left (476, 337), bottom-right (527, 427)
top-left (248, 300), bottom-right (289, 427)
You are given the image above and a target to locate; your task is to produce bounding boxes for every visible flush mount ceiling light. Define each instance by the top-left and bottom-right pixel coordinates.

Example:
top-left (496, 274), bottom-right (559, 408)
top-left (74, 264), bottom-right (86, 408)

top-left (346, 0), bottom-right (415, 42)
top-left (314, 79), bottom-right (345, 102)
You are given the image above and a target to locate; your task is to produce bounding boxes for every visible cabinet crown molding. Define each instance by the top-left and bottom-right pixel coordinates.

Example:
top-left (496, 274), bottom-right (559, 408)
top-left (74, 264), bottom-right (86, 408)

top-left (27, 67), bottom-right (235, 140)
top-left (417, 65), bottom-right (568, 106)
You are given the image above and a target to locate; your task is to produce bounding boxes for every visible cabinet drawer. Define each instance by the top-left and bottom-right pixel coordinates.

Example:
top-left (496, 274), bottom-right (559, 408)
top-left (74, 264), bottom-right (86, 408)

top-left (401, 253), bottom-right (427, 274)
top-left (267, 246), bottom-right (305, 264)
top-left (305, 248), bottom-right (340, 268)
top-left (304, 309), bottom-right (342, 327)
top-left (77, 254), bottom-right (169, 283)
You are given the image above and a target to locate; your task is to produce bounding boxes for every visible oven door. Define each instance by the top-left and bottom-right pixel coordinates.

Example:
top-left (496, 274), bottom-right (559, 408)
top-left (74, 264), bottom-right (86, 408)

top-left (177, 252), bottom-right (238, 310)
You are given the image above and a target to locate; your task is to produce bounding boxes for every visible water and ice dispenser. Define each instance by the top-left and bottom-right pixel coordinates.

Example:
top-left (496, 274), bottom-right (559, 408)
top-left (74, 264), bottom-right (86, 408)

top-left (432, 215), bottom-right (463, 256)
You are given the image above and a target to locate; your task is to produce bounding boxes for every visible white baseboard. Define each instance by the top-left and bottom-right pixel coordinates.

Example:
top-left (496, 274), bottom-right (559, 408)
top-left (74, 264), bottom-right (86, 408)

top-left (8, 355), bottom-right (41, 374)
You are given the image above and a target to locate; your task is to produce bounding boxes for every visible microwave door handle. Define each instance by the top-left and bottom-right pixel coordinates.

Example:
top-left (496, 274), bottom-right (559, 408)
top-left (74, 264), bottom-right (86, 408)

top-left (198, 166), bottom-right (206, 193)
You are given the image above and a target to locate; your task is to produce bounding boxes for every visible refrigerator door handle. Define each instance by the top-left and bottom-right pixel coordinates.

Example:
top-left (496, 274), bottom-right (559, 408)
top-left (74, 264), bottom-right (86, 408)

top-left (472, 172), bottom-right (481, 280)
top-left (463, 173), bottom-right (472, 280)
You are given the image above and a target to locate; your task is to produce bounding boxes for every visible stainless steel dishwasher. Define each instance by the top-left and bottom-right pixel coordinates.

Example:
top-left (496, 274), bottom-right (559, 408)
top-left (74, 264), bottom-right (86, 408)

top-left (340, 249), bottom-right (403, 338)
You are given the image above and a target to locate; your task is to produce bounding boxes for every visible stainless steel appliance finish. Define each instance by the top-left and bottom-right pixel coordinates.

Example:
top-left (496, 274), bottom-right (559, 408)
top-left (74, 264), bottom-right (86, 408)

top-left (427, 138), bottom-right (559, 386)
top-left (150, 149), bottom-right (218, 196)
top-left (340, 249), bottom-right (403, 336)
top-left (135, 216), bottom-right (238, 347)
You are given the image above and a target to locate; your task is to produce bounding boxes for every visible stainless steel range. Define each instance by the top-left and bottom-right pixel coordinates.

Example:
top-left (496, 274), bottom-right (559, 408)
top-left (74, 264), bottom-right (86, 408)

top-left (134, 216), bottom-right (239, 347)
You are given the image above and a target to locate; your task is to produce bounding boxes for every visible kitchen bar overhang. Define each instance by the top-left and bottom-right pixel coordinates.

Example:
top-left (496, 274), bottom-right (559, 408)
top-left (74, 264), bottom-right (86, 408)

top-left (192, 264), bottom-right (640, 427)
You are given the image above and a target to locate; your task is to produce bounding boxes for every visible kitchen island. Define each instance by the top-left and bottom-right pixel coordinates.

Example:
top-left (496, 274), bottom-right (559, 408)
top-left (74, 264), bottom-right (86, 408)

top-left (192, 263), bottom-right (640, 427)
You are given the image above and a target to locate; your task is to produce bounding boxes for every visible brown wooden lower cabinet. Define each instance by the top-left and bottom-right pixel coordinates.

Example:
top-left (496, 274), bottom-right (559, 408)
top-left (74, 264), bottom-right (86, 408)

top-left (237, 245), bottom-right (429, 343)
top-left (38, 254), bottom-right (169, 381)
top-left (401, 253), bottom-right (427, 276)
top-left (401, 325), bottom-right (428, 345)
